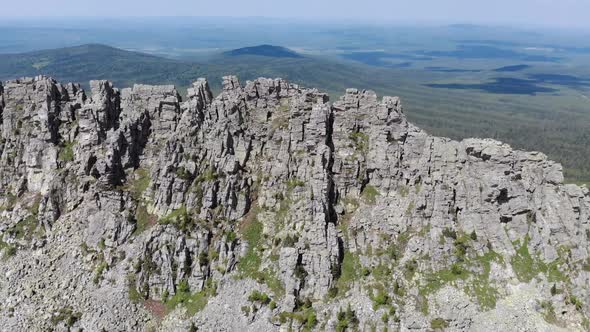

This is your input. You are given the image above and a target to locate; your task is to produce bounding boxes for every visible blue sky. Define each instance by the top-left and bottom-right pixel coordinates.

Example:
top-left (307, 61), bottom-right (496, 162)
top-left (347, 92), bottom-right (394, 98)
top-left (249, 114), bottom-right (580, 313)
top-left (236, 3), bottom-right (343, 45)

top-left (2, 0), bottom-right (589, 28)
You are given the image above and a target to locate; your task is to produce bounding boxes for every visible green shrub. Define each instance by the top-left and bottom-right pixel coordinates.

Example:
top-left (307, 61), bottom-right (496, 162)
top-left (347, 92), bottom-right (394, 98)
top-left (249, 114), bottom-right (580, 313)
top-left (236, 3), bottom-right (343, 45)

top-left (241, 306), bottom-right (251, 316)
top-left (442, 228), bottom-right (457, 239)
top-left (58, 141), bottom-right (75, 162)
top-left (306, 310), bottom-right (318, 329)
top-left (451, 263), bottom-right (464, 276)
top-left (226, 231), bottom-right (237, 243)
top-left (198, 252), bottom-right (209, 266)
top-left (159, 206), bottom-right (194, 232)
top-left (327, 287), bottom-right (338, 299)
top-left (196, 167), bottom-right (219, 182)
top-left (372, 289), bottom-right (390, 309)
top-left (127, 274), bottom-right (143, 303)
top-left (404, 259), bottom-right (418, 280)
top-left (282, 234), bottom-right (297, 247)
top-left (295, 264), bottom-right (308, 280)
top-left (51, 307), bottom-right (81, 327)
top-left (569, 295), bottom-right (584, 311)
top-left (248, 290), bottom-right (271, 305)
top-left (430, 317), bottom-right (449, 329)
top-left (453, 236), bottom-right (470, 261)
top-left (277, 305), bottom-right (317, 329)
top-left (175, 166), bottom-right (192, 180)
top-left (349, 132), bottom-right (369, 153)
top-left (336, 305), bottom-right (359, 332)
top-left (550, 283), bottom-right (558, 296)
top-left (361, 267), bottom-right (371, 277)
top-left (540, 300), bottom-right (557, 324)
top-left (93, 260), bottom-right (108, 284)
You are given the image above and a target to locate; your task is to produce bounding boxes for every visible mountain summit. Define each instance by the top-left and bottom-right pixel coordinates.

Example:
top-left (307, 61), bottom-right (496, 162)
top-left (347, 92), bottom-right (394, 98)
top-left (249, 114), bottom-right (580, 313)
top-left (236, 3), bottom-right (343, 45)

top-left (0, 75), bottom-right (588, 331)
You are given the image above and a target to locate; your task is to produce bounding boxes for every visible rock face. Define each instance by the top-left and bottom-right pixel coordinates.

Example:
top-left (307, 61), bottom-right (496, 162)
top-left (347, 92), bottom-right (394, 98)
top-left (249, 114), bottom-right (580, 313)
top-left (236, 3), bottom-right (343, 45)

top-left (0, 75), bottom-right (589, 331)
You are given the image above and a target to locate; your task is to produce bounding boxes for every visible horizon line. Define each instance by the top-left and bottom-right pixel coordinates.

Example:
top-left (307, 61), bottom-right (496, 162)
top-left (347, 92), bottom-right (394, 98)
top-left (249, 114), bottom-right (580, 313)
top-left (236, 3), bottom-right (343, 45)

top-left (0, 16), bottom-right (588, 31)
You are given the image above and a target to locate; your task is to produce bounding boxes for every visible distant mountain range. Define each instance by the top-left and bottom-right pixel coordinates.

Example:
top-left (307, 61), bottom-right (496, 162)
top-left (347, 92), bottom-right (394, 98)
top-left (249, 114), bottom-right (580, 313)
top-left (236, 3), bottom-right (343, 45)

top-left (223, 45), bottom-right (302, 58)
top-left (0, 43), bottom-right (409, 96)
top-left (0, 44), bottom-right (193, 89)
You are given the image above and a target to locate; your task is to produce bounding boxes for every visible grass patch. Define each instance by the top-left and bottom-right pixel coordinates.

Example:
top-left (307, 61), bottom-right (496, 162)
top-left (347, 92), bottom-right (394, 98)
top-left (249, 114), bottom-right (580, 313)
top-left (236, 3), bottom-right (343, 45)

top-left (336, 251), bottom-right (362, 293)
top-left (510, 236), bottom-right (554, 283)
top-left (252, 268), bottom-right (285, 298)
top-left (466, 251), bottom-right (503, 309)
top-left (278, 306), bottom-right (317, 330)
top-left (8, 214), bottom-right (41, 241)
top-left (164, 279), bottom-right (216, 316)
top-left (398, 185), bottom-right (409, 198)
top-left (159, 206), bottom-right (195, 232)
top-left (133, 204), bottom-right (157, 235)
top-left (286, 178), bottom-right (305, 190)
top-left (420, 249), bottom-right (502, 310)
top-left (370, 287), bottom-right (391, 310)
top-left (237, 218), bottom-right (263, 277)
top-left (0, 240), bottom-right (17, 259)
top-left (127, 274), bottom-right (143, 303)
top-left (236, 209), bottom-right (285, 298)
top-left (130, 168), bottom-right (150, 200)
top-left (420, 263), bottom-right (469, 295)
top-left (372, 264), bottom-right (391, 282)
top-left (361, 185), bottom-right (379, 204)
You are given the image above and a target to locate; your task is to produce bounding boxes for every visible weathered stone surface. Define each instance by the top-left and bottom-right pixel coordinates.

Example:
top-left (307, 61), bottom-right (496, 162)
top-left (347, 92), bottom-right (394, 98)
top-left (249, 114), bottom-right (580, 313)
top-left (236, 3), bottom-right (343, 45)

top-left (0, 75), bottom-right (588, 331)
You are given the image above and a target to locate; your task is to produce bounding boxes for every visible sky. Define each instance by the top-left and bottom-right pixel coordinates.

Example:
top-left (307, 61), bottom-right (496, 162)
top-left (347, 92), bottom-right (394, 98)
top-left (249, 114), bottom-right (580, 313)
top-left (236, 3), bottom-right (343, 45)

top-left (2, 0), bottom-right (589, 28)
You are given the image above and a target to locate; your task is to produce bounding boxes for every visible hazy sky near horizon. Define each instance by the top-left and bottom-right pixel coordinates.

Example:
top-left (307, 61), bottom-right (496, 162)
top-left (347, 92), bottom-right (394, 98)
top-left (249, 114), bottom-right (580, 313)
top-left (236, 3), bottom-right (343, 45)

top-left (2, 0), bottom-right (589, 28)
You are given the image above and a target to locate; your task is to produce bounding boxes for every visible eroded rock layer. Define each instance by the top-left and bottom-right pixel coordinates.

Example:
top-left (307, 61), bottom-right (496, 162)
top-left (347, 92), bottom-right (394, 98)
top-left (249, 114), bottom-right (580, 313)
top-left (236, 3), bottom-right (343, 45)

top-left (0, 76), bottom-right (589, 331)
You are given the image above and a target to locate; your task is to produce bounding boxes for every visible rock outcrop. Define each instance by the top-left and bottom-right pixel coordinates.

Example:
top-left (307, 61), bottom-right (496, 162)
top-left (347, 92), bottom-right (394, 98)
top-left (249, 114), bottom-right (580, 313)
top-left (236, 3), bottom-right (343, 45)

top-left (0, 75), bottom-right (589, 331)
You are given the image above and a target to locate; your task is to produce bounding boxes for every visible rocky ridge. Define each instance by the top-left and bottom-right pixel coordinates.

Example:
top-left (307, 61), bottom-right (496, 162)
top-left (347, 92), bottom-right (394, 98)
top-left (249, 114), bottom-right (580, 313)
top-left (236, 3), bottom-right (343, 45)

top-left (0, 75), bottom-right (589, 331)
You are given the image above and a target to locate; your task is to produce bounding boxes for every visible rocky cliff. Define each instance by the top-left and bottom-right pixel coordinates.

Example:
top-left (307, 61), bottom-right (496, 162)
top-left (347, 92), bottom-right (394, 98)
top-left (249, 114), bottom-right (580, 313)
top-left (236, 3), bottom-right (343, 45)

top-left (0, 75), bottom-right (589, 331)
